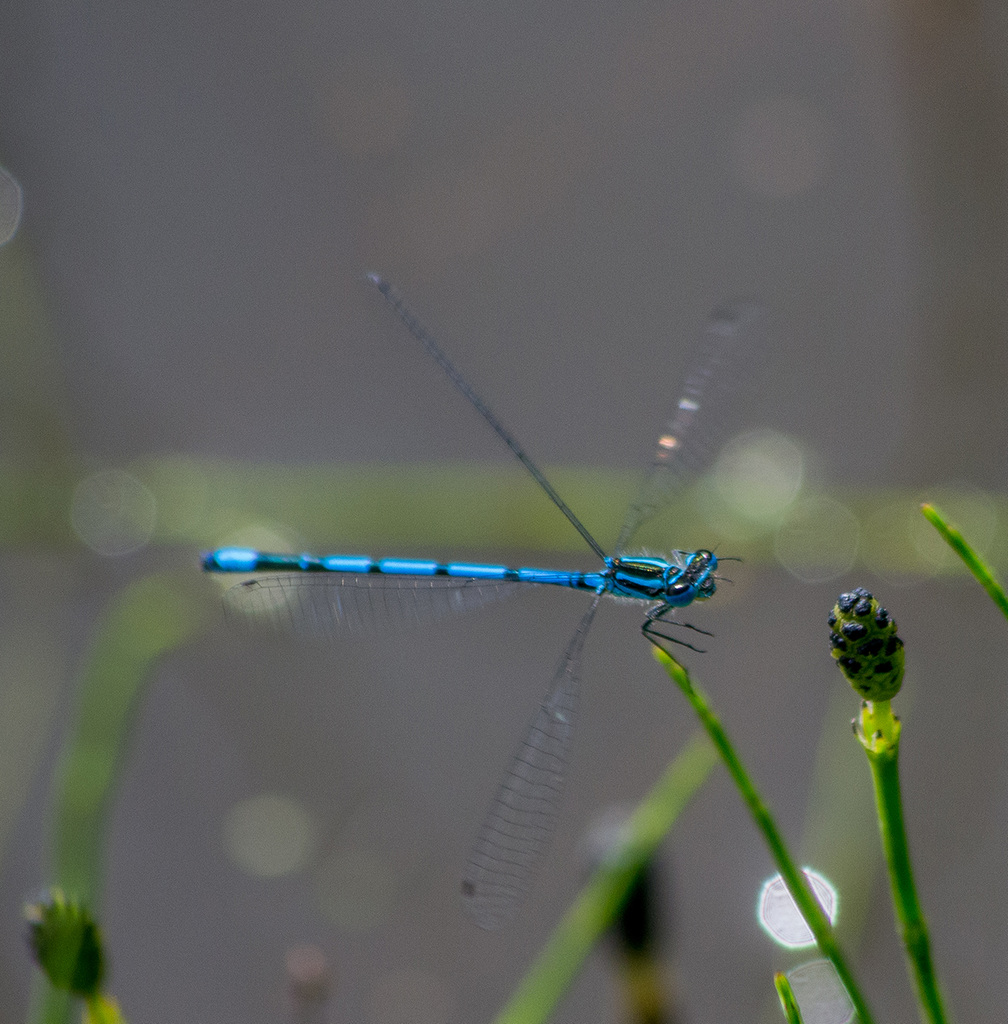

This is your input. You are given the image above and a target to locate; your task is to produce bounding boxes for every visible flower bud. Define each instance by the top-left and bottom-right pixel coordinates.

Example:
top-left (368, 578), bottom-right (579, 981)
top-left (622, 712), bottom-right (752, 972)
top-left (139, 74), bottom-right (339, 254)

top-left (24, 888), bottom-right (105, 998)
top-left (828, 587), bottom-right (904, 700)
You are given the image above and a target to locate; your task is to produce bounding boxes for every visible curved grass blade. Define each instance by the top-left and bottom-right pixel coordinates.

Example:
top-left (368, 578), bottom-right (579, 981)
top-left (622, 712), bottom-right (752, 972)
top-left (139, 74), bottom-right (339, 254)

top-left (921, 502), bottom-right (1008, 622)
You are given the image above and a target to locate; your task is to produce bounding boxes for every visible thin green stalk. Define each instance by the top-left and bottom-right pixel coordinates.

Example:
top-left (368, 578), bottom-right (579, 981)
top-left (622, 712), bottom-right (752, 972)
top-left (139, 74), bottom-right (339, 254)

top-left (773, 973), bottom-right (805, 1024)
top-left (654, 650), bottom-right (876, 1024)
top-left (856, 702), bottom-right (949, 1024)
top-left (493, 732), bottom-right (718, 1024)
top-left (921, 502), bottom-right (1008, 621)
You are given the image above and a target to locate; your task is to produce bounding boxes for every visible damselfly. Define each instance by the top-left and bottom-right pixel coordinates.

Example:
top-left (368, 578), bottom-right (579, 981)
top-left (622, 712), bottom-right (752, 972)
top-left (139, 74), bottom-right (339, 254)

top-left (203, 275), bottom-right (761, 928)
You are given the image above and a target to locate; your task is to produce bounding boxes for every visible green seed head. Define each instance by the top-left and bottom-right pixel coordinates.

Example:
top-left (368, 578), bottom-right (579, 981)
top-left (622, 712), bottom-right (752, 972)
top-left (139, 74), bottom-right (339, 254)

top-left (24, 888), bottom-right (105, 998)
top-left (827, 587), bottom-right (904, 700)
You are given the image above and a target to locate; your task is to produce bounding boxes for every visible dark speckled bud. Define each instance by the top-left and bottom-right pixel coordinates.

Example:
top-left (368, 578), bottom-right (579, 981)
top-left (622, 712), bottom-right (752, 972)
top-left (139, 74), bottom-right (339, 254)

top-left (828, 587), bottom-right (904, 700)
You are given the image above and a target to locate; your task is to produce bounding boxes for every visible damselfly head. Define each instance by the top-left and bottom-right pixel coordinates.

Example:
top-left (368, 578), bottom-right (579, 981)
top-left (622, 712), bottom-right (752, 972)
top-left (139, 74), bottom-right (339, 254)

top-left (681, 549), bottom-right (718, 599)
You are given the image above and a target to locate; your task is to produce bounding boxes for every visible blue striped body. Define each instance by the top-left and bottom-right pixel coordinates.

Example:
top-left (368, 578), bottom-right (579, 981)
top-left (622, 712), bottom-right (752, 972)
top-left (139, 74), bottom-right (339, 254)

top-left (201, 546), bottom-right (718, 608)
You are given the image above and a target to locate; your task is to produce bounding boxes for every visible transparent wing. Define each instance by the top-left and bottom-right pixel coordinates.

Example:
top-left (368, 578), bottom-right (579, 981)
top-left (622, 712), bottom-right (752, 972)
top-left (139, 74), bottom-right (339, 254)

top-left (614, 300), bottom-right (765, 555)
top-left (220, 574), bottom-right (522, 639)
top-left (462, 594), bottom-right (601, 929)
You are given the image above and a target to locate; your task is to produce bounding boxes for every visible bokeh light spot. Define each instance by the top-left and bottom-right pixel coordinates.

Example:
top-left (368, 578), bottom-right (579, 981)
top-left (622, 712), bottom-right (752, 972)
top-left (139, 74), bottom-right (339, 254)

top-left (775, 495), bottom-right (860, 583)
top-left (758, 869), bottom-right (837, 948)
top-left (0, 165), bottom-right (23, 246)
top-left (222, 794), bottom-right (317, 878)
top-left (285, 944), bottom-right (332, 1010)
top-left (704, 430), bottom-right (804, 540)
top-left (787, 959), bottom-right (854, 1024)
top-left (70, 470), bottom-right (157, 556)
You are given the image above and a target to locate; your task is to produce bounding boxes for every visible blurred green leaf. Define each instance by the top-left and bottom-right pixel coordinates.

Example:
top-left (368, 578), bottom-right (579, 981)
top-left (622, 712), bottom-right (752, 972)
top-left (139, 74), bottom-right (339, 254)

top-left (25, 889), bottom-right (104, 998)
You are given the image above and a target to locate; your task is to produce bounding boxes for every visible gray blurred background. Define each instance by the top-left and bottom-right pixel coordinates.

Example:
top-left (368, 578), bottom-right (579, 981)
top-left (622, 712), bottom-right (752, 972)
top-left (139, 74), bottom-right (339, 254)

top-left (2, 0), bottom-right (1008, 1021)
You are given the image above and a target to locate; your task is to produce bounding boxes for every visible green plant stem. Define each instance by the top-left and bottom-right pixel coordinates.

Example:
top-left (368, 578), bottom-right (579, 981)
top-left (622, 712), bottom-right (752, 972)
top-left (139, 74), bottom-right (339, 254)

top-left (494, 732), bottom-right (718, 1024)
top-left (858, 702), bottom-right (949, 1024)
top-left (921, 502), bottom-right (1008, 621)
top-left (654, 650), bottom-right (876, 1024)
top-left (774, 973), bottom-right (805, 1024)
